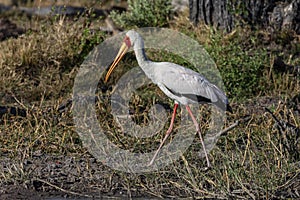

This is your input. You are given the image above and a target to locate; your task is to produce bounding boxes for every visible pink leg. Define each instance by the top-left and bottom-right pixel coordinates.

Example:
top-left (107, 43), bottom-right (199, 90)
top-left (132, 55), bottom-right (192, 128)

top-left (149, 103), bottom-right (179, 165)
top-left (186, 105), bottom-right (211, 168)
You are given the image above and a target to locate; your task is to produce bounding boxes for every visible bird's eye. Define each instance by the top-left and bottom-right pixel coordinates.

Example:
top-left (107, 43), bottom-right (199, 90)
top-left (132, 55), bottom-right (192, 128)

top-left (124, 36), bottom-right (131, 47)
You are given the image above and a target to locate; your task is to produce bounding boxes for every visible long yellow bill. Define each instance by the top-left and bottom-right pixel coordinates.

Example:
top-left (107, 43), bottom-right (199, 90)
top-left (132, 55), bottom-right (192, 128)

top-left (104, 42), bottom-right (129, 82)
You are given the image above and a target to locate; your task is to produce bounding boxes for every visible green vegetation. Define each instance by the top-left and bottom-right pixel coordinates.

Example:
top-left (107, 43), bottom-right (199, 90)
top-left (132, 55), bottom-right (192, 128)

top-left (0, 0), bottom-right (299, 199)
top-left (173, 18), bottom-right (299, 100)
top-left (207, 31), bottom-right (269, 99)
top-left (110, 0), bottom-right (172, 28)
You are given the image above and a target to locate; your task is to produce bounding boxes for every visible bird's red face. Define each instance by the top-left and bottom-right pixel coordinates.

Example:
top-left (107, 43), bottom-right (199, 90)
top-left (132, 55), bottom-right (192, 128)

top-left (104, 36), bottom-right (131, 82)
top-left (123, 36), bottom-right (131, 48)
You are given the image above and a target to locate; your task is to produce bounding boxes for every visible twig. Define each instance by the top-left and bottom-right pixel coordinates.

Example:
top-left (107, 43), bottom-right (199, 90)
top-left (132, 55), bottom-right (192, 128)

top-left (264, 107), bottom-right (282, 126)
top-left (265, 107), bottom-right (299, 133)
top-left (11, 93), bottom-right (28, 111)
top-left (219, 116), bottom-right (251, 136)
top-left (34, 178), bottom-right (93, 198)
top-left (274, 169), bottom-right (300, 190)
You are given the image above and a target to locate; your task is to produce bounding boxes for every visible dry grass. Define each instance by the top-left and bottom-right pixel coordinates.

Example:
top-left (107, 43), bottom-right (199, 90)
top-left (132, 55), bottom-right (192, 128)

top-left (0, 15), bottom-right (106, 104)
top-left (0, 1), bottom-right (299, 199)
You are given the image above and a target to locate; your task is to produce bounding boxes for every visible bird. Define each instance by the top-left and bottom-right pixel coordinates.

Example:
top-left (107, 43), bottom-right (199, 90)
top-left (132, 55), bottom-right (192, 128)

top-left (104, 30), bottom-right (232, 168)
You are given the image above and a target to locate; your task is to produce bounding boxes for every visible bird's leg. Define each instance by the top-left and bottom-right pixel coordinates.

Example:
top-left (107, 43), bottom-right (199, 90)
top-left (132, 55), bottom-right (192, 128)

top-left (185, 105), bottom-right (211, 168)
top-left (148, 103), bottom-right (179, 166)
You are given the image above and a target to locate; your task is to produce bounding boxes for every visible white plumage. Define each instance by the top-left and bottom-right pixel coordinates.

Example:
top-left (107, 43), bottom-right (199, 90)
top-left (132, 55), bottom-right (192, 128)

top-left (105, 30), bottom-right (232, 167)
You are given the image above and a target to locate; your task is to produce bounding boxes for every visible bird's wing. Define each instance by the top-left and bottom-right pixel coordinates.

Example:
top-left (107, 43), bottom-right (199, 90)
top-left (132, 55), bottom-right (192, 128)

top-left (152, 62), bottom-right (223, 103)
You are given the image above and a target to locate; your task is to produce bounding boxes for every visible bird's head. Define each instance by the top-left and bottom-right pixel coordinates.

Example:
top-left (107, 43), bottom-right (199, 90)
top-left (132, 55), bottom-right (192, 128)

top-left (104, 30), bottom-right (141, 82)
top-left (125, 30), bottom-right (142, 47)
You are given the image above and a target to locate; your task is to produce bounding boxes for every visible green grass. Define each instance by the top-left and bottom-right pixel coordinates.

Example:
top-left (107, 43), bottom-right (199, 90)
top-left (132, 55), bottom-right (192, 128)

top-left (0, 0), bottom-right (299, 199)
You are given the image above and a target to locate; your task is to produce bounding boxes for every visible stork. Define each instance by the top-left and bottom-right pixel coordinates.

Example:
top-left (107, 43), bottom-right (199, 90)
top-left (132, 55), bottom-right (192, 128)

top-left (105, 30), bottom-right (232, 167)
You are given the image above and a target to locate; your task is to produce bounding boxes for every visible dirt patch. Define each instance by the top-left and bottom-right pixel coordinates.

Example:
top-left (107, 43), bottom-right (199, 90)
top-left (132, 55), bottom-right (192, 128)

top-left (0, 185), bottom-right (71, 200)
top-left (0, 152), bottom-right (132, 199)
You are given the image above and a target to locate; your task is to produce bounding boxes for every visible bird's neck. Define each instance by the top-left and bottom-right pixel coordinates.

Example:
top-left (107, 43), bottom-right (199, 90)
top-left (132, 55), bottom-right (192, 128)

top-left (133, 41), bottom-right (148, 65)
top-left (133, 38), bottom-right (155, 78)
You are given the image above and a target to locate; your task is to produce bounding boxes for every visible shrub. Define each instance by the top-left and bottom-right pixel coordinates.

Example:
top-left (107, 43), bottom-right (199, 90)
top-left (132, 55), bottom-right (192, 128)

top-left (206, 32), bottom-right (269, 99)
top-left (110, 0), bottom-right (173, 28)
